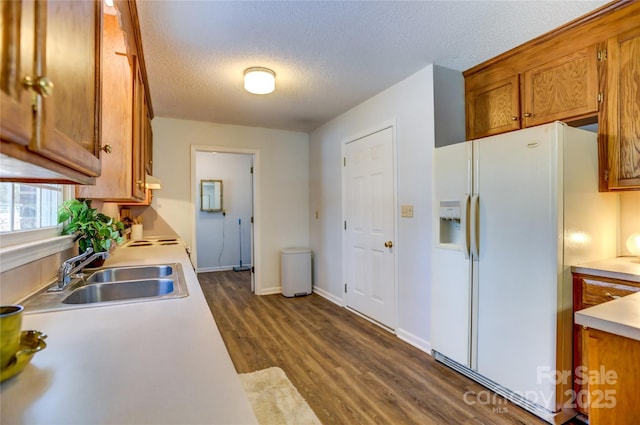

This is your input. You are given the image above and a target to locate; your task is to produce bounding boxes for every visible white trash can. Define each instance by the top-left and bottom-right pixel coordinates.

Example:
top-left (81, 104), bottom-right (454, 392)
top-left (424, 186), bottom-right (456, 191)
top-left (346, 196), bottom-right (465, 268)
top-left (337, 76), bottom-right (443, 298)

top-left (281, 248), bottom-right (312, 297)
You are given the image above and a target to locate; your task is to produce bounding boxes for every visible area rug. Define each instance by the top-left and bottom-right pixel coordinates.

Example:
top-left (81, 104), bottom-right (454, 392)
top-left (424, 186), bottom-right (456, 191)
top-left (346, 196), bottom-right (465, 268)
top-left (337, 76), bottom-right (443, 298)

top-left (239, 367), bottom-right (322, 425)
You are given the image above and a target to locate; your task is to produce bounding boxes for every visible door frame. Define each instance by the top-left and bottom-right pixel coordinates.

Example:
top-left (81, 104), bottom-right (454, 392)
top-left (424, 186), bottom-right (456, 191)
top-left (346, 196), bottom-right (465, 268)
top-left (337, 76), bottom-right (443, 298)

top-left (190, 145), bottom-right (261, 293)
top-left (341, 121), bottom-right (399, 331)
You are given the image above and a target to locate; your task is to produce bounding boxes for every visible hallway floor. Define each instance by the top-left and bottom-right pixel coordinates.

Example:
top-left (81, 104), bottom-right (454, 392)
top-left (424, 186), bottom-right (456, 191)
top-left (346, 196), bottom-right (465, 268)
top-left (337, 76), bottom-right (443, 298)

top-left (199, 270), bottom-right (579, 425)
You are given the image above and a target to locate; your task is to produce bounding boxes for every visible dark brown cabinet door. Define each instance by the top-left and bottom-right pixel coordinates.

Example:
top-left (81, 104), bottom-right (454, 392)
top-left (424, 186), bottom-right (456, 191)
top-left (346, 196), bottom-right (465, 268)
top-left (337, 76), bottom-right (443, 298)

top-left (605, 27), bottom-right (640, 190)
top-left (466, 75), bottom-right (520, 139)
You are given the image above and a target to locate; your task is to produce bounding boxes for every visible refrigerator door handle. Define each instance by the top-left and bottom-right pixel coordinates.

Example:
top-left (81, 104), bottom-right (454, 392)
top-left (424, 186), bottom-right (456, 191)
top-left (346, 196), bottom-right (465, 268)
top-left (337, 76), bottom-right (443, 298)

top-left (470, 194), bottom-right (480, 260)
top-left (461, 194), bottom-right (471, 259)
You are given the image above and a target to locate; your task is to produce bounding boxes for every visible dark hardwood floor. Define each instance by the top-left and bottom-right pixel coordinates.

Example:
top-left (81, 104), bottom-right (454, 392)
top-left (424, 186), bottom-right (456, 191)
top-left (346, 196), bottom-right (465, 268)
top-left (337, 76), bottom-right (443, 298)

top-left (199, 271), bottom-right (579, 425)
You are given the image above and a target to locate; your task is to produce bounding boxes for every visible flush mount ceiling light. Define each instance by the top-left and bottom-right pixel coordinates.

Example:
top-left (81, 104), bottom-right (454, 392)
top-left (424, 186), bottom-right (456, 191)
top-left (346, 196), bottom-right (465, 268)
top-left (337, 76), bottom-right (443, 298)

top-left (244, 67), bottom-right (276, 95)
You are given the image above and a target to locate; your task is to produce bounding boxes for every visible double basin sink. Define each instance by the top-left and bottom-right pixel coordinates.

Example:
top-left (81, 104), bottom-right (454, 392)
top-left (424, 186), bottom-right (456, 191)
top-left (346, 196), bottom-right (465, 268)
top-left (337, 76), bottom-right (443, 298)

top-left (21, 263), bottom-right (188, 314)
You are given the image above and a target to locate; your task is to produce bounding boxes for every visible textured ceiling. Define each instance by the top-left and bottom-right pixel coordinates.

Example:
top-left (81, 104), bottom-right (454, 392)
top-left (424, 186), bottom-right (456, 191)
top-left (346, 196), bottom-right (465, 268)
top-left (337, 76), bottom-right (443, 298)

top-left (136, 0), bottom-right (609, 133)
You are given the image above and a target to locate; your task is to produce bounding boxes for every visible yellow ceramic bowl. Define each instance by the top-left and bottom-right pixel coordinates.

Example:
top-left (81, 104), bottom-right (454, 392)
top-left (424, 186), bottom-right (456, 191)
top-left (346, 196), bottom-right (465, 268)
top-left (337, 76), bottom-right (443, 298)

top-left (0, 305), bottom-right (24, 369)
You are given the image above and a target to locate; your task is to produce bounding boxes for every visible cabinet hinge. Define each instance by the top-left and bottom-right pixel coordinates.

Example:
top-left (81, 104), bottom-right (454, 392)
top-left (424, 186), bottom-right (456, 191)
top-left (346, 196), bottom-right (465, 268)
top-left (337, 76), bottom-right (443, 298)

top-left (604, 169), bottom-right (609, 182)
top-left (344, 220), bottom-right (347, 230)
top-left (30, 92), bottom-right (39, 112)
top-left (343, 157), bottom-right (346, 167)
top-left (250, 216), bottom-right (254, 224)
top-left (597, 92), bottom-right (603, 103)
top-left (344, 283), bottom-right (347, 293)
top-left (251, 266), bottom-right (255, 273)
top-left (597, 49), bottom-right (607, 62)
top-left (250, 166), bottom-right (253, 174)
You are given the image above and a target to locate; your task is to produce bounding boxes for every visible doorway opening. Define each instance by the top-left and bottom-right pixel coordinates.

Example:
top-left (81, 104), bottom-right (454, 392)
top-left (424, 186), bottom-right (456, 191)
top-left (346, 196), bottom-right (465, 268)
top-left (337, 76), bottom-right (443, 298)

top-left (191, 146), bottom-right (259, 293)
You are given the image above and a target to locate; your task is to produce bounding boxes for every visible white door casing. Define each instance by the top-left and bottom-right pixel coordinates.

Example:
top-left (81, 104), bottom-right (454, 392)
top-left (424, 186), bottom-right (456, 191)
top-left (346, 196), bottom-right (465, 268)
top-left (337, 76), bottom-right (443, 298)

top-left (190, 145), bottom-right (260, 293)
top-left (343, 126), bottom-right (396, 329)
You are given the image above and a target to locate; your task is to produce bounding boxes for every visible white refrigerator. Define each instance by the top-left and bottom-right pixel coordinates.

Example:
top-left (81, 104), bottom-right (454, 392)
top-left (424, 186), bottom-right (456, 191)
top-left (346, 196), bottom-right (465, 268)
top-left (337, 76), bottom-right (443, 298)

top-left (431, 122), bottom-right (617, 423)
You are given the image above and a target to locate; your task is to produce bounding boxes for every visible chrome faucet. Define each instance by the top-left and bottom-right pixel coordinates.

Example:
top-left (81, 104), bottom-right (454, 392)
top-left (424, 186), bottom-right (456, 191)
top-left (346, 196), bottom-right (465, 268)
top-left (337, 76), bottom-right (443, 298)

top-left (53, 248), bottom-right (108, 290)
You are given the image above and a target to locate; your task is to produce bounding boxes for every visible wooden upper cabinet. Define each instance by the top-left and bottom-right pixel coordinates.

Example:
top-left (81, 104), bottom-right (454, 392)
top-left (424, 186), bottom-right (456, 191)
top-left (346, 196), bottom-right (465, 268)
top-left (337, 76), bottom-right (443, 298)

top-left (77, 13), bottom-right (134, 200)
top-left (79, 1), bottom-right (153, 202)
top-left (466, 75), bottom-right (520, 139)
top-left (77, 13), bottom-right (146, 202)
top-left (466, 45), bottom-right (600, 140)
top-left (0, 0), bottom-right (34, 147)
top-left (604, 27), bottom-right (640, 190)
top-left (523, 45), bottom-right (599, 127)
top-left (464, 1), bottom-right (640, 191)
top-left (35, 0), bottom-right (102, 176)
top-left (132, 59), bottom-right (146, 200)
top-left (144, 101), bottom-right (153, 175)
top-left (0, 0), bottom-right (102, 184)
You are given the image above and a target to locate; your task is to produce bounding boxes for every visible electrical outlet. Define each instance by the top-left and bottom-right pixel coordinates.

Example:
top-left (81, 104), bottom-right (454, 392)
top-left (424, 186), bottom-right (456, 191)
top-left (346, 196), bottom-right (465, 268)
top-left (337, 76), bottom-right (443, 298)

top-left (401, 205), bottom-right (414, 218)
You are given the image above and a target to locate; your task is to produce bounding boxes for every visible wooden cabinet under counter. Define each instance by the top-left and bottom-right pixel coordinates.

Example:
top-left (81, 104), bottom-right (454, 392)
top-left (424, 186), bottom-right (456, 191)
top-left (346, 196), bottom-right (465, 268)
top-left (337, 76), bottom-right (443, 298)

top-left (1, 0), bottom-right (103, 184)
top-left (572, 268), bottom-right (640, 417)
top-left (584, 328), bottom-right (640, 425)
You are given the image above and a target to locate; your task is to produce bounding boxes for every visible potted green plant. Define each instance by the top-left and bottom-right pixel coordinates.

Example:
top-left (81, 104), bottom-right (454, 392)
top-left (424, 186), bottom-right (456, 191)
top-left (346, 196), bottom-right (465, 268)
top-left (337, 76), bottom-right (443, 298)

top-left (57, 199), bottom-right (124, 264)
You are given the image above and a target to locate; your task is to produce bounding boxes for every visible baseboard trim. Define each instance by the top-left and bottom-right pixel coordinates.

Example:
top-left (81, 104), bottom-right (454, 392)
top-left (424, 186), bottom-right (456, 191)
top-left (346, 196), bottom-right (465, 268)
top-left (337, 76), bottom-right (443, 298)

top-left (258, 286), bottom-right (281, 296)
top-left (312, 286), bottom-right (344, 306)
top-left (197, 266), bottom-right (235, 273)
top-left (396, 328), bottom-right (431, 355)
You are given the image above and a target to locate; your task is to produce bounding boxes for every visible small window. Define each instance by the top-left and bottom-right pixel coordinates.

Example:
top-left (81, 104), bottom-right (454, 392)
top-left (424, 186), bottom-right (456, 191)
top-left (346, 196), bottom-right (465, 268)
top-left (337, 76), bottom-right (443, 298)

top-left (0, 183), bottom-right (75, 272)
top-left (0, 183), bottom-right (64, 233)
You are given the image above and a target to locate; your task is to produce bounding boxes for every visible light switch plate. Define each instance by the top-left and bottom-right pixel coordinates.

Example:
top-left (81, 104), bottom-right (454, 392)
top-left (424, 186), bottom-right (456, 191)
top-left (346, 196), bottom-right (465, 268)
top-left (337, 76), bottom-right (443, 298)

top-left (401, 205), bottom-right (414, 218)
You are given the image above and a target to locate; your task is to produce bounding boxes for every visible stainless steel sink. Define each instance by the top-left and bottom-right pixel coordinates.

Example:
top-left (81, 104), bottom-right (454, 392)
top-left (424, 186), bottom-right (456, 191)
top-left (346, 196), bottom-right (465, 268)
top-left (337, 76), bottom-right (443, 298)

top-left (85, 265), bottom-right (174, 283)
top-left (63, 279), bottom-right (175, 304)
top-left (21, 263), bottom-right (188, 314)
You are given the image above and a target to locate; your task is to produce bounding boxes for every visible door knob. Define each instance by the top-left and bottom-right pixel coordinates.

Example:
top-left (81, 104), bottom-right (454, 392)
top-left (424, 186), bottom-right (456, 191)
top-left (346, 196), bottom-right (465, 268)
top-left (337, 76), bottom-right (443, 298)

top-left (384, 241), bottom-right (393, 248)
top-left (23, 75), bottom-right (54, 97)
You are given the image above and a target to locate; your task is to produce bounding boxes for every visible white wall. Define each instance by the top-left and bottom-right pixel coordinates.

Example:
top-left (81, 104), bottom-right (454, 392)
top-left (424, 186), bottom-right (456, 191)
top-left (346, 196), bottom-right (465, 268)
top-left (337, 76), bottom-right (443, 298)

top-left (309, 64), bottom-right (464, 351)
top-left (196, 152), bottom-right (253, 271)
top-left (152, 118), bottom-right (309, 293)
top-left (620, 192), bottom-right (640, 256)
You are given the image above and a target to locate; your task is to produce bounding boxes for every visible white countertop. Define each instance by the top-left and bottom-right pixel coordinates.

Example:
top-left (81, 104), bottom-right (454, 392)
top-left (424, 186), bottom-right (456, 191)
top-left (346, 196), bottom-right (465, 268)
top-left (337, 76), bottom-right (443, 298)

top-left (0, 243), bottom-right (258, 425)
top-left (571, 256), bottom-right (640, 282)
top-left (575, 291), bottom-right (640, 342)
top-left (573, 256), bottom-right (640, 342)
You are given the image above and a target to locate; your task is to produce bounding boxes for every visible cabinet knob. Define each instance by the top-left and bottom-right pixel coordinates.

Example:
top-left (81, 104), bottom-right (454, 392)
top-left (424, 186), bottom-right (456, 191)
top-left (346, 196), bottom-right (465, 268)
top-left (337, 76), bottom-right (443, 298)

top-left (384, 241), bottom-right (393, 248)
top-left (23, 75), bottom-right (54, 97)
top-left (100, 144), bottom-right (112, 154)
top-left (511, 116), bottom-right (518, 121)
top-left (524, 113), bottom-right (532, 117)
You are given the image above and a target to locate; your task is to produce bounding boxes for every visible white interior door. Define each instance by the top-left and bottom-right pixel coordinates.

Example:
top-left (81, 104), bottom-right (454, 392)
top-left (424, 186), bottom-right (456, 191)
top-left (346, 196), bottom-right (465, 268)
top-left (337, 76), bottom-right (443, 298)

top-left (343, 127), bottom-right (396, 328)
